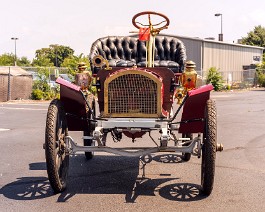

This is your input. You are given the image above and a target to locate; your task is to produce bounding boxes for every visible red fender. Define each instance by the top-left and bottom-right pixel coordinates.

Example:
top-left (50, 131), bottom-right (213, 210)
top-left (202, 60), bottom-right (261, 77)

top-left (178, 84), bottom-right (214, 133)
top-left (56, 77), bottom-right (88, 131)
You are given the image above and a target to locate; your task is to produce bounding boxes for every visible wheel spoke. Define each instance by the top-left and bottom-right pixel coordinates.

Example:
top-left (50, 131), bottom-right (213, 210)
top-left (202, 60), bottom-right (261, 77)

top-left (55, 150), bottom-right (61, 168)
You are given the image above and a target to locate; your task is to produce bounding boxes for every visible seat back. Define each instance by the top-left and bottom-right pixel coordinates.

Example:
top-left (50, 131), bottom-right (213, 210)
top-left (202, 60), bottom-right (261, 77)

top-left (89, 36), bottom-right (138, 67)
top-left (89, 35), bottom-right (186, 73)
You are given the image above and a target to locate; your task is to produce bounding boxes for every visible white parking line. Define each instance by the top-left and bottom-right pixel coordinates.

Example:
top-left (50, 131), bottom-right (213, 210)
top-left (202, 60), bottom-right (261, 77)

top-left (211, 94), bottom-right (233, 98)
top-left (3, 103), bottom-right (48, 106)
top-left (0, 128), bottom-right (10, 131)
top-left (0, 107), bottom-right (47, 111)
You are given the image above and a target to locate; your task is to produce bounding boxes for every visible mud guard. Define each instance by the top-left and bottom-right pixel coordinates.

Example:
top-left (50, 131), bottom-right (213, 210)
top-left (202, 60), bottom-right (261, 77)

top-left (56, 77), bottom-right (88, 131)
top-left (178, 84), bottom-right (214, 134)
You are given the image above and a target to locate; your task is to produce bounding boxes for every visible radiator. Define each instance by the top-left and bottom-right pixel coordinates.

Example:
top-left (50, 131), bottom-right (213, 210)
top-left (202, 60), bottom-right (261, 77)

top-left (103, 69), bottom-right (163, 118)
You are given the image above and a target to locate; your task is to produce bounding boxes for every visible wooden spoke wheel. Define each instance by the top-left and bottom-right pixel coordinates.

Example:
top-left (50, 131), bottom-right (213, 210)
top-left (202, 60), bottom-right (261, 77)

top-left (45, 99), bottom-right (69, 193)
top-left (201, 99), bottom-right (217, 195)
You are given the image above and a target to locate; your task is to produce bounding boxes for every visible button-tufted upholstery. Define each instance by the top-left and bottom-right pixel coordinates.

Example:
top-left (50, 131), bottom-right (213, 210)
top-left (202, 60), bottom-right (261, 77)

top-left (89, 35), bottom-right (186, 73)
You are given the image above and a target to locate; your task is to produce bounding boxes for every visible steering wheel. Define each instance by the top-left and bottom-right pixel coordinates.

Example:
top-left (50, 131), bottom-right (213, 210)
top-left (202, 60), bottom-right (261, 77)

top-left (132, 11), bottom-right (170, 33)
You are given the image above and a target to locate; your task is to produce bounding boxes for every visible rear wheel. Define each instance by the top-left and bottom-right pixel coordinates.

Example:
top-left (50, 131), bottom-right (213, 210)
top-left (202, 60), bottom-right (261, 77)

top-left (45, 99), bottom-right (69, 193)
top-left (84, 131), bottom-right (94, 160)
top-left (84, 97), bottom-right (96, 160)
top-left (201, 99), bottom-right (217, 195)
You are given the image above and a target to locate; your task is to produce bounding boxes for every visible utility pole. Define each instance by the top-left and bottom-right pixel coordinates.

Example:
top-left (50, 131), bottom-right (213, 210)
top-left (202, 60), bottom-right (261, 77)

top-left (11, 37), bottom-right (19, 66)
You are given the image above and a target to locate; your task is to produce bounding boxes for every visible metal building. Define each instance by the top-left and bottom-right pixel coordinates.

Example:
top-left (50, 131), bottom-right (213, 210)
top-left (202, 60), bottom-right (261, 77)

top-left (164, 34), bottom-right (264, 84)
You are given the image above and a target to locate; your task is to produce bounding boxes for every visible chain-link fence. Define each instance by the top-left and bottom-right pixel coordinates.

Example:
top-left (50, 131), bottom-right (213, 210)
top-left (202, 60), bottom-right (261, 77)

top-left (219, 69), bottom-right (257, 89)
top-left (1, 65), bottom-right (262, 102)
top-left (22, 67), bottom-right (70, 73)
top-left (200, 69), bottom-right (259, 89)
top-left (19, 66), bottom-right (265, 91)
top-left (22, 66), bottom-right (71, 82)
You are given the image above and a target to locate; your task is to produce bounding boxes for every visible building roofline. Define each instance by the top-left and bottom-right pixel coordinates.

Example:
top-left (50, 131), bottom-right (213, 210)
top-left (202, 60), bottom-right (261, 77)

top-left (160, 33), bottom-right (264, 50)
top-left (0, 66), bottom-right (31, 76)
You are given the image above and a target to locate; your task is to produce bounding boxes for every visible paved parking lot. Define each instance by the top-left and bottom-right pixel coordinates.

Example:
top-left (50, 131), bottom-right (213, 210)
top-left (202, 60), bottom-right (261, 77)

top-left (0, 89), bottom-right (265, 211)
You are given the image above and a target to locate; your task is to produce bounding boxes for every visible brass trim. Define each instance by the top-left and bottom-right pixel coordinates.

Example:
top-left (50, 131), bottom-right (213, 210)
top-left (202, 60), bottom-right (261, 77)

top-left (103, 69), bottom-right (163, 118)
top-left (92, 55), bottom-right (112, 70)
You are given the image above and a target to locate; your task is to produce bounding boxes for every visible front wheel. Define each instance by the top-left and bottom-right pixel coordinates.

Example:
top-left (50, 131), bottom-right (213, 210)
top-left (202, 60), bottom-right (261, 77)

top-left (45, 99), bottom-right (69, 193)
top-left (201, 99), bottom-right (217, 196)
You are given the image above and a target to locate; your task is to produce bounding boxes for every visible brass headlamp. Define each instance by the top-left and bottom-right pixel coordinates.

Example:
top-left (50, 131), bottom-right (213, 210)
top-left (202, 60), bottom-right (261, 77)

top-left (92, 55), bottom-right (112, 71)
top-left (181, 60), bottom-right (197, 91)
top-left (74, 73), bottom-right (92, 91)
top-left (74, 62), bottom-right (92, 91)
top-left (175, 60), bottom-right (197, 104)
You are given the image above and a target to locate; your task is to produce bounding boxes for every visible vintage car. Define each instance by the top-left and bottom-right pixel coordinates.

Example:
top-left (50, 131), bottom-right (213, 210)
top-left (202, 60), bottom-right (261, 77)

top-left (44, 11), bottom-right (223, 196)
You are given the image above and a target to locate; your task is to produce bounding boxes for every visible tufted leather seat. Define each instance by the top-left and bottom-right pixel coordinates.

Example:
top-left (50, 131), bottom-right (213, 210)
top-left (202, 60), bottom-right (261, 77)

top-left (89, 35), bottom-right (186, 73)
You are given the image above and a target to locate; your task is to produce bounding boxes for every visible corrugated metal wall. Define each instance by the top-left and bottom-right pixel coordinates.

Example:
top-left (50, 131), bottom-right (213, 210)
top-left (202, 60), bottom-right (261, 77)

top-left (169, 34), bottom-right (263, 83)
top-left (178, 37), bottom-right (203, 76)
top-left (163, 35), bottom-right (204, 75)
top-left (202, 41), bottom-right (263, 81)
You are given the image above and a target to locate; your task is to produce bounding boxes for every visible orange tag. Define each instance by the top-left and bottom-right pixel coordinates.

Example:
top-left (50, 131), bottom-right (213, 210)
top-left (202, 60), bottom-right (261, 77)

top-left (139, 27), bottom-right (150, 41)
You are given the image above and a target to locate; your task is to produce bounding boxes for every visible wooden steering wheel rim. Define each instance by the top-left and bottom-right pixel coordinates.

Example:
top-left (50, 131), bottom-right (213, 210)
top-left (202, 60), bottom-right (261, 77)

top-left (132, 11), bottom-right (170, 30)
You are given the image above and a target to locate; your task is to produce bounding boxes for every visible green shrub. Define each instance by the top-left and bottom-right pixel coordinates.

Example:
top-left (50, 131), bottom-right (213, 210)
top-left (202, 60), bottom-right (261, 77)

top-left (256, 69), bottom-right (265, 87)
top-left (32, 89), bottom-right (44, 100)
top-left (206, 67), bottom-right (224, 91)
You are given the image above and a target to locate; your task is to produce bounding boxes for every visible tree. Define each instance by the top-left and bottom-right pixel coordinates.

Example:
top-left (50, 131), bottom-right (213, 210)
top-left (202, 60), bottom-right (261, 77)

top-left (0, 53), bottom-right (14, 66)
top-left (17, 56), bottom-right (31, 67)
top-left (241, 26), bottom-right (265, 87)
top-left (34, 44), bottom-right (74, 67)
top-left (255, 53), bottom-right (265, 87)
top-left (61, 53), bottom-right (90, 75)
top-left (241, 25), bottom-right (265, 49)
top-left (0, 53), bottom-right (31, 66)
top-left (32, 55), bottom-right (54, 67)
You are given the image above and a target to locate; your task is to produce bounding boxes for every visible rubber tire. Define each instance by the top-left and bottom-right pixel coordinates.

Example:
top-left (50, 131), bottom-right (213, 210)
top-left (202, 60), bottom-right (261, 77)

top-left (45, 99), bottom-right (69, 193)
top-left (201, 99), bottom-right (217, 196)
top-left (84, 131), bottom-right (94, 160)
top-left (84, 98), bottom-right (96, 160)
top-left (182, 133), bottom-right (192, 162)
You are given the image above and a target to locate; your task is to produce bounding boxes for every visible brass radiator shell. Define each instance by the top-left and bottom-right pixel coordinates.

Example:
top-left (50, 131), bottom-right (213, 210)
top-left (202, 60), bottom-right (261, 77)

top-left (103, 69), bottom-right (163, 118)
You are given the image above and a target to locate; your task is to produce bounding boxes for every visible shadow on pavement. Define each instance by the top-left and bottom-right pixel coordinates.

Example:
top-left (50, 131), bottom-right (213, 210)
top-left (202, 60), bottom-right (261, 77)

top-left (29, 162), bottom-right (47, 170)
top-left (0, 154), bottom-right (206, 202)
top-left (0, 177), bottom-right (53, 200)
top-left (159, 183), bottom-right (205, 201)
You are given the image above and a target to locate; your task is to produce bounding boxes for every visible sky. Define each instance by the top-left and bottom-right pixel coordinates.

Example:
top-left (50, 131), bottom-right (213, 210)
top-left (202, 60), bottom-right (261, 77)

top-left (1, 0), bottom-right (265, 61)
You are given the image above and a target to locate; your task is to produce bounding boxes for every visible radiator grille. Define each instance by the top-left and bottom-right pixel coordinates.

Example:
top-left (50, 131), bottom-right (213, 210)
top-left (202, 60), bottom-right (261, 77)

top-left (106, 73), bottom-right (158, 116)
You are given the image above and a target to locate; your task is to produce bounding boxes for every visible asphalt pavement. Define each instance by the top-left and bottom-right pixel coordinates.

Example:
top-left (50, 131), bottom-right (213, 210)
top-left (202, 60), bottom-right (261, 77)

top-left (0, 89), bottom-right (265, 212)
